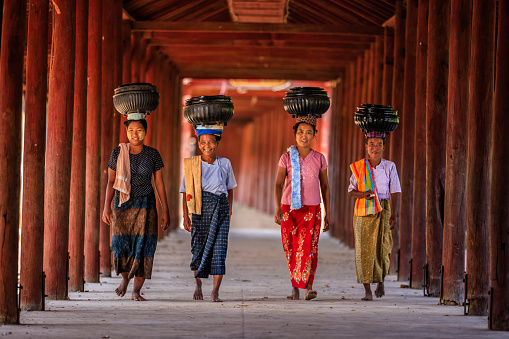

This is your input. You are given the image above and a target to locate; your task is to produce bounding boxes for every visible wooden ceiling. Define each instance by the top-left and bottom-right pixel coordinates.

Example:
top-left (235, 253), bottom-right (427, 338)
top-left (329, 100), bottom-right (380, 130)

top-left (124, 0), bottom-right (395, 81)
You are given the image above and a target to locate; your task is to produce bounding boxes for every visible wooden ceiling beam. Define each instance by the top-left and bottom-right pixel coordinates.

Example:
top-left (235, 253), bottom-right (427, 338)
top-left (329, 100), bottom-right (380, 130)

top-left (179, 68), bottom-right (340, 81)
top-left (234, 2), bottom-right (283, 10)
top-left (176, 59), bottom-right (350, 69)
top-left (148, 39), bottom-right (371, 50)
top-left (160, 45), bottom-right (361, 57)
top-left (165, 55), bottom-right (358, 66)
top-left (150, 31), bottom-right (376, 43)
top-left (296, 0), bottom-right (378, 26)
top-left (132, 21), bottom-right (384, 36)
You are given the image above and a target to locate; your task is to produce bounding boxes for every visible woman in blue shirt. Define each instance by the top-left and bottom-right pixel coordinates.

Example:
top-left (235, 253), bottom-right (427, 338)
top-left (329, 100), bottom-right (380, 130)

top-left (180, 125), bottom-right (237, 302)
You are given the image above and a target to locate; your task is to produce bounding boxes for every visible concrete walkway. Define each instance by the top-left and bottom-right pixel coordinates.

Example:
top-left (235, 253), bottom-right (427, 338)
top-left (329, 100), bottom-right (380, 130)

top-left (4, 205), bottom-right (505, 338)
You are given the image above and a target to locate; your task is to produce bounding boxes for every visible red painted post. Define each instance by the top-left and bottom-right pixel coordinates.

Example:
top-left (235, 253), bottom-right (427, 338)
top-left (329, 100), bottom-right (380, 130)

top-left (442, 0), bottom-right (471, 304)
top-left (398, 0), bottom-right (418, 284)
top-left (112, 0), bottom-right (123, 149)
top-left (425, 0), bottom-right (449, 297)
top-left (390, 0), bottom-right (405, 277)
top-left (44, 0), bottom-right (76, 300)
top-left (0, 0), bottom-right (26, 324)
top-left (120, 20), bottom-right (132, 144)
top-left (410, 0), bottom-right (428, 290)
top-left (398, 0), bottom-right (418, 281)
top-left (68, 0), bottom-right (88, 294)
top-left (382, 27), bottom-right (394, 106)
top-left (374, 36), bottom-right (384, 104)
top-left (466, 0), bottom-right (495, 316)
top-left (489, 0), bottom-right (509, 329)
top-left (85, 0), bottom-right (102, 283)
top-left (99, 0), bottom-right (115, 278)
top-left (20, 0), bottom-right (48, 310)
top-left (131, 32), bottom-right (141, 83)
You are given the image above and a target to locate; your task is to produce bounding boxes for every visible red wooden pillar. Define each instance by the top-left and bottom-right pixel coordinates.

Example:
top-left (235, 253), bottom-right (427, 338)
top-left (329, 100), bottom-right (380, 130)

top-left (374, 36), bottom-right (384, 104)
top-left (466, 0), bottom-right (495, 316)
top-left (0, 0), bottom-right (25, 324)
top-left (143, 46), bottom-right (155, 146)
top-left (399, 0), bottom-right (418, 283)
top-left (347, 63), bottom-right (357, 248)
top-left (68, 0), bottom-right (88, 294)
top-left (99, 0), bottom-right (115, 278)
top-left (425, 0), bottom-right (449, 297)
top-left (44, 0), bottom-right (76, 300)
top-left (390, 0), bottom-right (405, 277)
top-left (131, 32), bottom-right (141, 83)
top-left (382, 27), bottom-right (394, 106)
top-left (366, 47), bottom-right (373, 103)
top-left (410, 0), bottom-right (428, 290)
top-left (442, 0), bottom-right (471, 304)
top-left (327, 83), bottom-right (337, 237)
top-left (85, 0), bottom-right (102, 283)
top-left (20, 0), bottom-right (48, 311)
top-left (120, 20), bottom-right (132, 144)
top-left (489, 0), bottom-right (509, 329)
top-left (112, 0), bottom-right (123, 148)
top-left (344, 65), bottom-right (355, 246)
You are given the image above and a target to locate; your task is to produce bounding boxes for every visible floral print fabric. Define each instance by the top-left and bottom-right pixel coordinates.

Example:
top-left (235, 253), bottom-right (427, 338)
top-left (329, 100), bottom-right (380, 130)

top-left (280, 204), bottom-right (321, 289)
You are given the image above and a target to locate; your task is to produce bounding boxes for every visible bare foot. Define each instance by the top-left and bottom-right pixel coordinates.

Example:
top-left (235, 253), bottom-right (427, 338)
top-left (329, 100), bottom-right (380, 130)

top-left (115, 276), bottom-right (129, 297)
top-left (131, 291), bottom-right (146, 301)
top-left (375, 282), bottom-right (385, 298)
top-left (211, 291), bottom-right (222, 302)
top-left (361, 292), bottom-right (373, 301)
top-left (287, 287), bottom-right (299, 300)
top-left (194, 278), bottom-right (203, 300)
top-left (305, 290), bottom-right (317, 300)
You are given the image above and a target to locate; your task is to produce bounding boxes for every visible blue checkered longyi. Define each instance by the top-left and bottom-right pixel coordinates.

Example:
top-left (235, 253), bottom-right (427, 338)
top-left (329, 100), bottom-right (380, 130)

top-left (190, 191), bottom-right (230, 278)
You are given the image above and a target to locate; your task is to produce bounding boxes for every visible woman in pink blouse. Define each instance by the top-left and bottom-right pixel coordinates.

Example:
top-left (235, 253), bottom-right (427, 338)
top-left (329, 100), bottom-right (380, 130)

top-left (274, 116), bottom-right (330, 300)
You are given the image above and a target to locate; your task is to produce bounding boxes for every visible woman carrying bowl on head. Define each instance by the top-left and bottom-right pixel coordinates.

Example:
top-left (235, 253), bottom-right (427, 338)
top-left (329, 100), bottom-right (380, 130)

top-left (102, 118), bottom-right (170, 301)
top-left (180, 124), bottom-right (237, 302)
top-left (348, 131), bottom-right (401, 301)
top-left (274, 116), bottom-right (331, 300)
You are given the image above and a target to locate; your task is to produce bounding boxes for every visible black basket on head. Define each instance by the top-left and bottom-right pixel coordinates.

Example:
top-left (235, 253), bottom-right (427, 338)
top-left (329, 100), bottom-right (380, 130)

top-left (354, 104), bottom-right (399, 134)
top-left (113, 83), bottom-right (159, 118)
top-left (283, 87), bottom-right (330, 118)
top-left (183, 95), bottom-right (234, 126)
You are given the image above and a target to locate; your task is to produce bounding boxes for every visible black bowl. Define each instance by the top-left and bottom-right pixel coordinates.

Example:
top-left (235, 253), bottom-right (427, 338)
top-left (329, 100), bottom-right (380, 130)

top-left (283, 87), bottom-right (330, 118)
top-left (354, 103), bottom-right (400, 133)
top-left (184, 95), bottom-right (234, 125)
top-left (113, 83), bottom-right (159, 116)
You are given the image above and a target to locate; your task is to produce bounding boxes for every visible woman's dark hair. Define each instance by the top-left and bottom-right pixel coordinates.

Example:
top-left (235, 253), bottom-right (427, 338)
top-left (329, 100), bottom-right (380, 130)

top-left (124, 119), bottom-right (147, 131)
top-left (198, 134), bottom-right (221, 142)
top-left (293, 121), bottom-right (317, 135)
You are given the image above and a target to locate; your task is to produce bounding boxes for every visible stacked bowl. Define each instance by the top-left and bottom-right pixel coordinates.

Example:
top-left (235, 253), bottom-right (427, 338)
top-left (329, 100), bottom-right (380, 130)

top-left (283, 87), bottom-right (330, 118)
top-left (354, 104), bottom-right (399, 134)
top-left (183, 95), bottom-right (234, 126)
top-left (113, 83), bottom-right (159, 119)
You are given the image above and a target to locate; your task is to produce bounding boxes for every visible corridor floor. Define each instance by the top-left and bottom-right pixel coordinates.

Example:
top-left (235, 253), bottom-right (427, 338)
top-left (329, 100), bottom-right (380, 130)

top-left (4, 205), bottom-right (506, 338)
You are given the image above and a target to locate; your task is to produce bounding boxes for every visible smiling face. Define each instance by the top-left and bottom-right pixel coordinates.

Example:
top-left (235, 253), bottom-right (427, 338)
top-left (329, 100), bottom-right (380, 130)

top-left (198, 134), bottom-right (218, 157)
top-left (365, 137), bottom-right (385, 161)
top-left (294, 123), bottom-right (315, 147)
top-left (126, 121), bottom-right (146, 146)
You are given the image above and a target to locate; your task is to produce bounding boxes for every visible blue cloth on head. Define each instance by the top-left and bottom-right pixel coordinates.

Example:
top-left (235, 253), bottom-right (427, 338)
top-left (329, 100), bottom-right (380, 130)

top-left (288, 145), bottom-right (302, 210)
top-left (195, 124), bottom-right (224, 137)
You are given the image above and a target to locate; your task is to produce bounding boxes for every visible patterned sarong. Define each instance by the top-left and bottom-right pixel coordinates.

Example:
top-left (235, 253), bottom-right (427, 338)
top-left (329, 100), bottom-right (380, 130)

top-left (280, 204), bottom-right (321, 289)
top-left (191, 191), bottom-right (230, 278)
top-left (353, 199), bottom-right (392, 284)
top-left (111, 193), bottom-right (158, 279)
